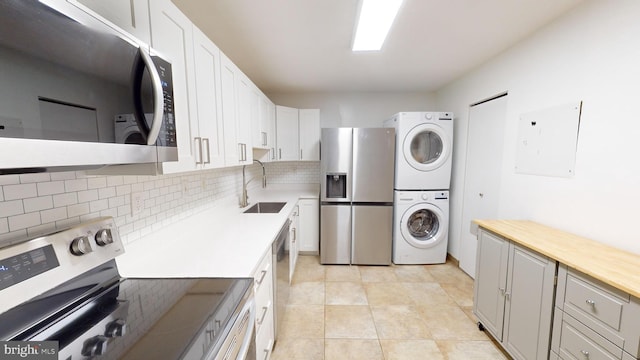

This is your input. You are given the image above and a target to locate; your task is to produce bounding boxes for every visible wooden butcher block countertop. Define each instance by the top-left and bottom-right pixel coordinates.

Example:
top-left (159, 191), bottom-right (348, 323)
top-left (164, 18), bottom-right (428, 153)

top-left (474, 219), bottom-right (640, 299)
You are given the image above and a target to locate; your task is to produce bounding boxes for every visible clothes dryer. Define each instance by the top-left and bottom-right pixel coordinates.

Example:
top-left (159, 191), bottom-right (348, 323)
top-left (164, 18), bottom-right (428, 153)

top-left (392, 190), bottom-right (449, 264)
top-left (384, 112), bottom-right (453, 190)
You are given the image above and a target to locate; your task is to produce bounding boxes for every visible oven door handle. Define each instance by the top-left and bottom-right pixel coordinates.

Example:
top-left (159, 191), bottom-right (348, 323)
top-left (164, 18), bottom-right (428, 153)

top-left (235, 298), bottom-right (256, 360)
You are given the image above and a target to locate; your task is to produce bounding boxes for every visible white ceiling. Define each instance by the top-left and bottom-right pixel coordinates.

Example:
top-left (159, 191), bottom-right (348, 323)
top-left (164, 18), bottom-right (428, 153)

top-left (172, 0), bottom-right (583, 94)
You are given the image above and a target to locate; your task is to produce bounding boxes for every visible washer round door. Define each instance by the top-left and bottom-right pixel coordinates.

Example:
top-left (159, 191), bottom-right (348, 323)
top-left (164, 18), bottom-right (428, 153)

top-left (402, 123), bottom-right (451, 172)
top-left (399, 203), bottom-right (447, 249)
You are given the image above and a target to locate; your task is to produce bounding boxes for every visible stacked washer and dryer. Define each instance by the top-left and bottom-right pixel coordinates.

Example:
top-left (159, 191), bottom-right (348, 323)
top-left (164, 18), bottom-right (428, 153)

top-left (384, 112), bottom-right (454, 264)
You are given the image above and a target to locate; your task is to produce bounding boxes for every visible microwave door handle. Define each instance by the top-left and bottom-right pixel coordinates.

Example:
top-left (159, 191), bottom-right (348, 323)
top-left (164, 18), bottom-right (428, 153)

top-left (138, 50), bottom-right (164, 146)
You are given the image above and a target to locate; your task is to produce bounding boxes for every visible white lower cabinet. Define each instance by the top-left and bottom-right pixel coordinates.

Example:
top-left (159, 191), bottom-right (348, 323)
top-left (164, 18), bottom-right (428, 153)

top-left (474, 229), bottom-right (556, 360)
top-left (298, 199), bottom-right (319, 254)
top-left (253, 250), bottom-right (274, 360)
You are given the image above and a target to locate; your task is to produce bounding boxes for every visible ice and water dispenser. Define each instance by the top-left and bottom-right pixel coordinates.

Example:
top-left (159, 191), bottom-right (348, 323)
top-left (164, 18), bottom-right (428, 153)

top-left (326, 173), bottom-right (347, 198)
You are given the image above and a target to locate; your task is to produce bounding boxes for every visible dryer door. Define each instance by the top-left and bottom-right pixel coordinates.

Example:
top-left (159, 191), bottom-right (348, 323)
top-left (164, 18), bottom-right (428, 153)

top-left (402, 123), bottom-right (451, 172)
top-left (400, 203), bottom-right (447, 249)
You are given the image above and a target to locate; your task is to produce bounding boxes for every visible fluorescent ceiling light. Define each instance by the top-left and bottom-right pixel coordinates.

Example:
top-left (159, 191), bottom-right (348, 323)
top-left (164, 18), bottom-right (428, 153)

top-left (352, 0), bottom-right (404, 51)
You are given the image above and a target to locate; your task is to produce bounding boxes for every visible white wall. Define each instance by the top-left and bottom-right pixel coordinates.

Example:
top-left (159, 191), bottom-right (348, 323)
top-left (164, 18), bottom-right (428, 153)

top-left (268, 91), bottom-right (437, 128)
top-left (438, 0), bottom-right (640, 259)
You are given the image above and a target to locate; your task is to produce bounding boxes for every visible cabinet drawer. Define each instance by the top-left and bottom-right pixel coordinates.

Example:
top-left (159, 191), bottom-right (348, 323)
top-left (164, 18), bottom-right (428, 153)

top-left (255, 305), bottom-right (274, 360)
top-left (254, 252), bottom-right (272, 300)
top-left (565, 272), bottom-right (627, 331)
top-left (558, 312), bottom-right (623, 360)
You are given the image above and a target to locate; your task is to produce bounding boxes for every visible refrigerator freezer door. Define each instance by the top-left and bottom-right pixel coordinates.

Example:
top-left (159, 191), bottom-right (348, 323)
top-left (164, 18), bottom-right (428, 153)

top-left (352, 128), bottom-right (395, 203)
top-left (321, 128), bottom-right (353, 202)
top-left (351, 205), bottom-right (393, 265)
top-left (320, 205), bottom-right (352, 264)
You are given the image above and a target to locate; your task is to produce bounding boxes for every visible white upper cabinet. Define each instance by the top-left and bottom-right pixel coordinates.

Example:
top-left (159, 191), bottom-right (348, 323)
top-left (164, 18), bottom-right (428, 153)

top-left (252, 88), bottom-right (267, 149)
top-left (72, 0), bottom-right (151, 45)
top-left (236, 71), bottom-right (254, 165)
top-left (220, 53), bottom-right (240, 166)
top-left (275, 106), bottom-right (299, 161)
top-left (220, 53), bottom-right (253, 166)
top-left (275, 106), bottom-right (320, 161)
top-left (267, 101), bottom-right (277, 161)
top-left (299, 109), bottom-right (320, 161)
top-left (148, 0), bottom-right (199, 174)
top-left (192, 26), bottom-right (225, 169)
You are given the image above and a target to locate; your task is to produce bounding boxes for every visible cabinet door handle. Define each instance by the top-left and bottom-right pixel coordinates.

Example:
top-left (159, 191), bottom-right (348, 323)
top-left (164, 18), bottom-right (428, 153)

top-left (195, 137), bottom-right (203, 164)
top-left (257, 305), bottom-right (269, 325)
top-left (279, 148), bottom-right (282, 159)
top-left (203, 138), bottom-right (211, 164)
top-left (262, 348), bottom-right (270, 360)
top-left (271, 148), bottom-right (275, 160)
top-left (585, 299), bottom-right (596, 307)
top-left (580, 349), bottom-right (589, 358)
top-left (300, 149), bottom-right (303, 159)
top-left (262, 132), bottom-right (267, 146)
top-left (293, 228), bottom-right (297, 241)
top-left (256, 269), bottom-right (267, 285)
top-left (505, 292), bottom-right (511, 301)
top-left (499, 287), bottom-right (506, 296)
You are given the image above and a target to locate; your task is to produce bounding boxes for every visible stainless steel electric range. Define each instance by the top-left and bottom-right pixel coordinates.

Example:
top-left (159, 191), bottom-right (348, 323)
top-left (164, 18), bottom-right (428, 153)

top-left (0, 217), bottom-right (255, 360)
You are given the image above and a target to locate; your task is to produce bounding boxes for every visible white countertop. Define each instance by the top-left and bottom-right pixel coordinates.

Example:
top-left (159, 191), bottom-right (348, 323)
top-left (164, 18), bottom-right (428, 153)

top-left (116, 184), bottom-right (319, 278)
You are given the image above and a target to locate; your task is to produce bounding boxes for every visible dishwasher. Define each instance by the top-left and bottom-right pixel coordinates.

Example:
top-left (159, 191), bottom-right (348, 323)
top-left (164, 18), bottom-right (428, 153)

top-left (272, 219), bottom-right (291, 342)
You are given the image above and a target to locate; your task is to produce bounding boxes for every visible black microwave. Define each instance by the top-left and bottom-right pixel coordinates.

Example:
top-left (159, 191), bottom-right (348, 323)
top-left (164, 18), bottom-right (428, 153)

top-left (0, 0), bottom-right (178, 174)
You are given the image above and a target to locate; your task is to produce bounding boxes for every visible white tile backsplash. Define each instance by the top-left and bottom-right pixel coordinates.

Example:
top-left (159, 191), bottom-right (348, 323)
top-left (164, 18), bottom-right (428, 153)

top-left (3, 183), bottom-right (38, 200)
top-left (0, 162), bottom-right (319, 247)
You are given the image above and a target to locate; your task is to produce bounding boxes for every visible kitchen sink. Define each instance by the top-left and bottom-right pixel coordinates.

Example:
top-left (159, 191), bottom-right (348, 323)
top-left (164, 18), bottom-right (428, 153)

top-left (243, 202), bottom-right (286, 214)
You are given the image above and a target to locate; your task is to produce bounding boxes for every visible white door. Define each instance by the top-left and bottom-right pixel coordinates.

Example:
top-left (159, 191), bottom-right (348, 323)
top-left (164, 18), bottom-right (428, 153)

top-left (459, 94), bottom-right (508, 277)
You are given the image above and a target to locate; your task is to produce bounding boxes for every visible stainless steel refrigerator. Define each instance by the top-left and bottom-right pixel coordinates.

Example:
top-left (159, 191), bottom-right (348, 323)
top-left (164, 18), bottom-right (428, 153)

top-left (320, 127), bottom-right (395, 265)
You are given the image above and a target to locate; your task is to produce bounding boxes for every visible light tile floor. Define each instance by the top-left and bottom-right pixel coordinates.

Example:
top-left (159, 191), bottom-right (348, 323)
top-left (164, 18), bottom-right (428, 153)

top-left (270, 256), bottom-right (510, 360)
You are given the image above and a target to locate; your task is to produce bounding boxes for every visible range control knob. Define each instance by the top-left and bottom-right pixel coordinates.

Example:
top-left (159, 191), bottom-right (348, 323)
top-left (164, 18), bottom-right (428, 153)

top-left (105, 319), bottom-right (127, 338)
top-left (70, 236), bottom-right (93, 256)
top-left (425, 113), bottom-right (433, 120)
top-left (81, 335), bottom-right (109, 356)
top-left (95, 229), bottom-right (114, 246)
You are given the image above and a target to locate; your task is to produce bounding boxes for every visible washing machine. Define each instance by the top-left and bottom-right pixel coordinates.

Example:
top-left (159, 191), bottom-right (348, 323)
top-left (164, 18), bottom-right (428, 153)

top-left (115, 113), bottom-right (163, 145)
top-left (115, 114), bottom-right (145, 145)
top-left (384, 112), bottom-right (453, 190)
top-left (392, 190), bottom-right (449, 264)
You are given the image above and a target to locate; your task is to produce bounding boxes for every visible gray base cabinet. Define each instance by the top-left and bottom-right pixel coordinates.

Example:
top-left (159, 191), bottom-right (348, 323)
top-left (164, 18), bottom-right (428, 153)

top-left (551, 265), bottom-right (640, 360)
top-left (474, 229), bottom-right (557, 360)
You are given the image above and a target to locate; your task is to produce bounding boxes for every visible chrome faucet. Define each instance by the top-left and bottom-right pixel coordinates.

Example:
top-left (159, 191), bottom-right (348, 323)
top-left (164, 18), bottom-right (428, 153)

top-left (240, 160), bottom-right (266, 207)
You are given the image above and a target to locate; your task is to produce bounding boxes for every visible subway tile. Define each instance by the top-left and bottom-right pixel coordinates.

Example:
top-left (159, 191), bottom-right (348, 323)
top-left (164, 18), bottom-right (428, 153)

top-left (0, 200), bottom-right (24, 217)
top-left (37, 181), bottom-right (65, 196)
top-left (116, 184), bottom-right (132, 196)
top-left (0, 175), bottom-right (21, 185)
top-left (90, 199), bottom-right (109, 213)
top-left (3, 183), bottom-right (38, 200)
top-left (23, 196), bottom-right (53, 213)
top-left (107, 176), bottom-right (124, 187)
top-left (123, 176), bottom-right (138, 185)
top-left (109, 196), bottom-right (125, 209)
top-left (77, 189), bottom-right (99, 203)
top-left (0, 219), bottom-right (8, 234)
top-left (53, 193), bottom-right (78, 207)
top-left (50, 172), bottom-right (76, 181)
top-left (19, 173), bottom-right (51, 184)
top-left (8, 212), bottom-right (41, 231)
top-left (41, 207), bottom-right (67, 224)
top-left (65, 179), bottom-right (88, 192)
top-left (99, 186), bottom-right (117, 199)
top-left (87, 177), bottom-right (107, 189)
top-left (67, 203), bottom-right (90, 217)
